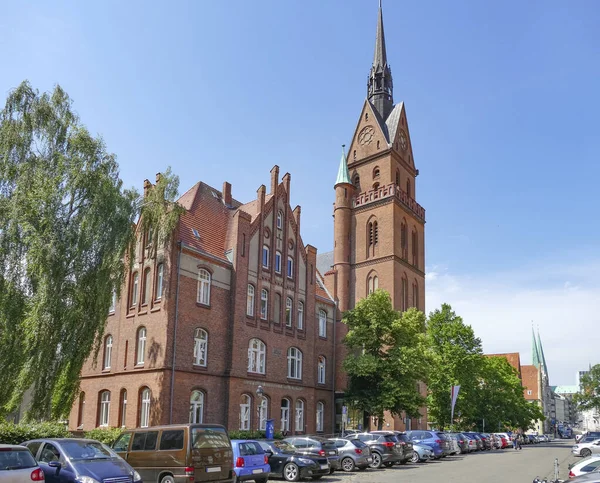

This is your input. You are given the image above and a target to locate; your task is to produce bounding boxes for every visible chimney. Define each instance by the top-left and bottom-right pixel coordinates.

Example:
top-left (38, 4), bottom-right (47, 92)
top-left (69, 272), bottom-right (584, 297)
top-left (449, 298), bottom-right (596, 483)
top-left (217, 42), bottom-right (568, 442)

top-left (222, 181), bottom-right (232, 206)
top-left (155, 172), bottom-right (162, 184)
top-left (270, 165), bottom-right (279, 195)
top-left (143, 179), bottom-right (152, 197)
top-left (257, 184), bottom-right (266, 209)
top-left (282, 172), bottom-right (291, 200)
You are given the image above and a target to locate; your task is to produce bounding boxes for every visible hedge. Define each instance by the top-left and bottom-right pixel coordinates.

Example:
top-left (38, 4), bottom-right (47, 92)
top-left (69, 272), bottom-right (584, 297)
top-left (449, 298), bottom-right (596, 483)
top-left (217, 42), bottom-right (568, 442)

top-left (0, 421), bottom-right (70, 445)
top-left (227, 430), bottom-right (283, 440)
top-left (83, 427), bottom-right (124, 445)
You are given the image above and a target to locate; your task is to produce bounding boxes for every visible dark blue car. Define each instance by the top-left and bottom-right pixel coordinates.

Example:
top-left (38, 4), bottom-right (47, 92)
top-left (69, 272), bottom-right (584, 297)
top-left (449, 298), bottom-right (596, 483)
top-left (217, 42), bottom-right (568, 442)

top-left (21, 438), bottom-right (142, 483)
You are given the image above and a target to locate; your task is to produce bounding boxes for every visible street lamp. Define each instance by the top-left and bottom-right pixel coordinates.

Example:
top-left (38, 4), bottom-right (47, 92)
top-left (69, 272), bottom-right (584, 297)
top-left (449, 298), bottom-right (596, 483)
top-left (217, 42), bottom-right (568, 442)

top-left (256, 385), bottom-right (265, 432)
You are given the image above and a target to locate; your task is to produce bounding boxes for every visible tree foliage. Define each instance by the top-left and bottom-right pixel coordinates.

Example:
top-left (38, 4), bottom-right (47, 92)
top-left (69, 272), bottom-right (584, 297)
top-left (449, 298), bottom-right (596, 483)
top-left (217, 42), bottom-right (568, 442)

top-left (342, 290), bottom-right (429, 428)
top-left (0, 81), bottom-right (181, 420)
top-left (573, 364), bottom-right (600, 414)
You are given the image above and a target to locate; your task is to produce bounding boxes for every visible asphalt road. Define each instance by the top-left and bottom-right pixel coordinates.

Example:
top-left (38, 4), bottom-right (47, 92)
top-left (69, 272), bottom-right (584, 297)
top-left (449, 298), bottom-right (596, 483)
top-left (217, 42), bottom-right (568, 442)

top-left (310, 439), bottom-right (579, 483)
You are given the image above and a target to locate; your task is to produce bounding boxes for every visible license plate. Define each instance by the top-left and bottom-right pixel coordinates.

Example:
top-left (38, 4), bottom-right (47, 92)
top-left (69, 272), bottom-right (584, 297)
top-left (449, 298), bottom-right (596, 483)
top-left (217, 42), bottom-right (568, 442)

top-left (320, 464), bottom-right (329, 470)
top-left (252, 469), bottom-right (263, 474)
top-left (329, 451), bottom-right (336, 455)
top-left (206, 467), bottom-right (221, 473)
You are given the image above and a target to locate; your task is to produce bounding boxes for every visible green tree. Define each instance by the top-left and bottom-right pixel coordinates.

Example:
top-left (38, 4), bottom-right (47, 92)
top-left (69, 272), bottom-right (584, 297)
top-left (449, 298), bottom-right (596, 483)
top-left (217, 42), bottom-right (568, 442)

top-left (0, 81), bottom-right (182, 420)
top-left (342, 290), bottom-right (429, 429)
top-left (425, 304), bottom-right (483, 429)
top-left (573, 365), bottom-right (600, 414)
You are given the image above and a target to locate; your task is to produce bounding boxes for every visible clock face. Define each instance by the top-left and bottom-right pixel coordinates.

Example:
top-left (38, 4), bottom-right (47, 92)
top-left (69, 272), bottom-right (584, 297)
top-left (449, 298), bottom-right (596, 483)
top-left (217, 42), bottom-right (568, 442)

top-left (358, 125), bottom-right (375, 146)
top-left (399, 130), bottom-right (408, 150)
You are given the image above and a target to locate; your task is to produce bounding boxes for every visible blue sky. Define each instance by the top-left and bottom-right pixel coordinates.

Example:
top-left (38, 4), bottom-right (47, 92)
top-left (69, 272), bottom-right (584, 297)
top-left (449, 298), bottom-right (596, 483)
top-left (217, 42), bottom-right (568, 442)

top-left (1, 0), bottom-right (599, 384)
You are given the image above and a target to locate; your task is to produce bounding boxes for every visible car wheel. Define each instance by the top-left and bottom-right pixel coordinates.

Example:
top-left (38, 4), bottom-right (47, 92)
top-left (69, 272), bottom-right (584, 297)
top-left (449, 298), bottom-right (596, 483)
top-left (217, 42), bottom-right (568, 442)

top-left (341, 457), bottom-right (356, 472)
top-left (411, 451), bottom-right (420, 463)
top-left (581, 449), bottom-right (592, 458)
top-left (160, 475), bottom-right (175, 483)
top-left (283, 463), bottom-right (300, 482)
top-left (370, 452), bottom-right (383, 469)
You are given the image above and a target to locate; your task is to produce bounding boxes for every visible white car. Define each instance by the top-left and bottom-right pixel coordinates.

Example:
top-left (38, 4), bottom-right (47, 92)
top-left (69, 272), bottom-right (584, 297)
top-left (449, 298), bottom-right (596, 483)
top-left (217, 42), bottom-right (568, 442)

top-left (573, 439), bottom-right (600, 457)
top-left (0, 444), bottom-right (44, 483)
top-left (569, 456), bottom-right (600, 479)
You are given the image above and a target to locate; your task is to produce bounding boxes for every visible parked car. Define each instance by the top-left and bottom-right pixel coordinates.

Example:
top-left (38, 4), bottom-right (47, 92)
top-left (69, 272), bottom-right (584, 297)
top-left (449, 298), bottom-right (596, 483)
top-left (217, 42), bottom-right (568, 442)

top-left (0, 444), bottom-right (45, 483)
top-left (493, 433), bottom-right (509, 449)
top-left (112, 423), bottom-right (233, 483)
top-left (230, 440), bottom-right (269, 483)
top-left (573, 439), bottom-right (600, 458)
top-left (568, 470), bottom-right (600, 483)
top-left (22, 438), bottom-right (141, 483)
top-left (411, 444), bottom-right (435, 463)
top-left (258, 440), bottom-right (329, 482)
top-left (478, 433), bottom-right (493, 450)
top-left (352, 432), bottom-right (404, 468)
top-left (463, 432), bottom-right (483, 451)
top-left (405, 431), bottom-right (444, 459)
top-left (284, 437), bottom-right (340, 472)
top-left (452, 433), bottom-right (470, 454)
top-left (327, 438), bottom-right (371, 472)
top-left (372, 431), bottom-right (412, 465)
top-left (441, 433), bottom-right (460, 455)
top-left (568, 456), bottom-right (600, 479)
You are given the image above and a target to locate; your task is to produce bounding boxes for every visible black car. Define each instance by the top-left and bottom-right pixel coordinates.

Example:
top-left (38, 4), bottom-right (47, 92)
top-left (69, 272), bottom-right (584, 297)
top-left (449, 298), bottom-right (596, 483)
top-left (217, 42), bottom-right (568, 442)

top-left (21, 438), bottom-right (141, 483)
top-left (283, 436), bottom-right (340, 472)
top-left (258, 440), bottom-right (329, 482)
top-left (353, 432), bottom-right (404, 468)
top-left (378, 431), bottom-right (413, 465)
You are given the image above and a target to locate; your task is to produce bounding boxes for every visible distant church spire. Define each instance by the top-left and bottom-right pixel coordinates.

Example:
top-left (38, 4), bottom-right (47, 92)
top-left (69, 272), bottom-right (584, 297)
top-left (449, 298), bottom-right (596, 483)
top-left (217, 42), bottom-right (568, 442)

top-left (531, 326), bottom-right (541, 368)
top-left (368, 1), bottom-right (394, 120)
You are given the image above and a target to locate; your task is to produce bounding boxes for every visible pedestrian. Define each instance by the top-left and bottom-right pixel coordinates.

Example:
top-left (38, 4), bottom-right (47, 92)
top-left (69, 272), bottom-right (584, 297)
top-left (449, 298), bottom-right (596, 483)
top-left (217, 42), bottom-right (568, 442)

top-left (513, 436), bottom-right (518, 450)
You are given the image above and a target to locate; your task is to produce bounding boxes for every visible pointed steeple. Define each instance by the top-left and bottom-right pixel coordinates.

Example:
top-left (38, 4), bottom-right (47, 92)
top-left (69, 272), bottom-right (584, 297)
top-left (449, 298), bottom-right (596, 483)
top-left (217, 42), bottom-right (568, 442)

top-left (367, 1), bottom-right (394, 121)
top-left (532, 326), bottom-right (541, 368)
top-left (335, 145), bottom-right (352, 186)
top-left (537, 329), bottom-right (549, 377)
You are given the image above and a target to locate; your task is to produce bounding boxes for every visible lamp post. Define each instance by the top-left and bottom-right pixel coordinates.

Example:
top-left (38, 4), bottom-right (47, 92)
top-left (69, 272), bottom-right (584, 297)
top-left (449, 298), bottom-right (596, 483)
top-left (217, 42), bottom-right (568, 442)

top-left (256, 385), bottom-right (265, 432)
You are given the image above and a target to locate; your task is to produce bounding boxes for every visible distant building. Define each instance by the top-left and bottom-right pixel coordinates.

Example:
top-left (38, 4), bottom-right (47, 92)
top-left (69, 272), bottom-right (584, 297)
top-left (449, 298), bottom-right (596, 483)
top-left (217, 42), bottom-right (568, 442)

top-left (485, 352), bottom-right (522, 380)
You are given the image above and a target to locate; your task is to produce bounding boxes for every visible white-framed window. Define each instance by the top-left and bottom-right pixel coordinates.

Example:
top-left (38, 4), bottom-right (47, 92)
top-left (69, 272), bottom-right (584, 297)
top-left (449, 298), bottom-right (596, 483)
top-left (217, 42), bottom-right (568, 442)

top-left (103, 335), bottom-right (113, 370)
top-left (247, 284), bottom-right (255, 316)
top-left (317, 356), bottom-right (326, 384)
top-left (287, 256), bottom-right (294, 278)
top-left (131, 272), bottom-right (139, 306)
top-left (262, 245), bottom-right (270, 268)
top-left (368, 275), bottom-right (379, 295)
top-left (259, 397), bottom-right (268, 430)
top-left (193, 328), bottom-right (208, 366)
top-left (155, 263), bottom-right (164, 300)
top-left (99, 390), bottom-right (110, 427)
top-left (295, 399), bottom-right (305, 432)
top-left (240, 394), bottom-right (251, 430)
top-left (189, 390), bottom-right (204, 424)
top-left (136, 327), bottom-right (146, 365)
top-left (275, 251), bottom-right (282, 273)
top-left (197, 269), bottom-right (211, 305)
top-left (142, 268), bottom-right (151, 305)
top-left (297, 301), bottom-right (304, 330)
top-left (281, 398), bottom-right (290, 432)
top-left (316, 401), bottom-right (324, 432)
top-left (248, 338), bottom-right (266, 374)
top-left (109, 291), bottom-right (116, 313)
top-left (277, 210), bottom-right (283, 229)
top-left (140, 387), bottom-right (151, 428)
top-left (260, 289), bottom-right (268, 320)
top-left (318, 309), bottom-right (327, 338)
top-left (287, 347), bottom-right (302, 379)
top-left (285, 297), bottom-right (293, 326)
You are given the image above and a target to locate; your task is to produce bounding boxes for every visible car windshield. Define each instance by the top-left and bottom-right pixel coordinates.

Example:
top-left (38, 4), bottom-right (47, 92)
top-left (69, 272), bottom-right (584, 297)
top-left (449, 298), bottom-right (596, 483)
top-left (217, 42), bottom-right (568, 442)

top-left (191, 428), bottom-right (230, 449)
top-left (61, 441), bottom-right (116, 461)
top-left (396, 434), bottom-right (410, 443)
top-left (267, 441), bottom-right (296, 455)
top-left (0, 449), bottom-right (38, 470)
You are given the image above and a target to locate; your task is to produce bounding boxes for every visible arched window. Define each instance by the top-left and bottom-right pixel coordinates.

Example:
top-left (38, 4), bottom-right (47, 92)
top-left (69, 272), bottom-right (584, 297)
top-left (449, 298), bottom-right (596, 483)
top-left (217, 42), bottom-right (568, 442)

top-left (368, 275), bottom-right (379, 295)
top-left (353, 150), bottom-right (357, 161)
top-left (373, 222), bottom-right (378, 245)
top-left (155, 263), bottom-right (164, 300)
top-left (373, 166), bottom-right (380, 179)
top-left (193, 328), bottom-right (208, 366)
top-left (187, 390), bottom-right (203, 424)
top-left (99, 390), bottom-right (110, 427)
top-left (103, 335), bottom-right (113, 370)
top-left (316, 402), bottom-right (324, 432)
top-left (248, 338), bottom-right (266, 374)
top-left (406, 179), bottom-right (412, 197)
top-left (240, 394), bottom-right (251, 430)
top-left (275, 251), bottom-right (282, 273)
top-left (412, 280), bottom-right (419, 310)
top-left (136, 327), bottom-right (146, 365)
top-left (77, 392), bottom-right (85, 428)
top-left (197, 269), bottom-right (211, 305)
top-left (131, 272), bottom-right (139, 306)
top-left (281, 398), bottom-right (290, 432)
top-left (246, 284), bottom-right (255, 316)
top-left (297, 301), bottom-right (304, 330)
top-left (259, 396), bottom-right (269, 430)
top-left (377, 140), bottom-right (380, 149)
top-left (353, 174), bottom-right (360, 188)
top-left (401, 276), bottom-right (408, 312)
top-left (285, 297), bottom-right (293, 327)
top-left (277, 210), bottom-right (283, 229)
top-left (260, 289), bottom-right (268, 320)
top-left (401, 222), bottom-right (408, 259)
top-left (119, 389), bottom-right (127, 427)
top-left (365, 112), bottom-right (369, 121)
top-left (262, 245), bottom-right (270, 268)
top-left (139, 387), bottom-right (151, 428)
top-left (317, 356), bottom-right (326, 384)
top-left (142, 268), bottom-right (151, 305)
top-left (412, 229), bottom-right (418, 267)
top-left (287, 256), bottom-right (294, 278)
top-left (396, 170), bottom-right (400, 187)
top-left (295, 400), bottom-right (305, 433)
top-left (287, 347), bottom-right (302, 379)
top-left (318, 310), bottom-right (327, 338)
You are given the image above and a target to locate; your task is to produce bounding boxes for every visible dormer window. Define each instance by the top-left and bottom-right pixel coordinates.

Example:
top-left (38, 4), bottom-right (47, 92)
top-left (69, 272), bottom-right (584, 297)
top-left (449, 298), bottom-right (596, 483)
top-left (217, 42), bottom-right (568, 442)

top-left (373, 167), bottom-right (380, 179)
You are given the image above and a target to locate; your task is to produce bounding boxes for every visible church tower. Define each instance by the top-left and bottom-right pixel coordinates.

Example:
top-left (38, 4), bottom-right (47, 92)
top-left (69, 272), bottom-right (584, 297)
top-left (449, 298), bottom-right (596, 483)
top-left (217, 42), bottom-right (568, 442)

top-left (332, 1), bottom-right (426, 316)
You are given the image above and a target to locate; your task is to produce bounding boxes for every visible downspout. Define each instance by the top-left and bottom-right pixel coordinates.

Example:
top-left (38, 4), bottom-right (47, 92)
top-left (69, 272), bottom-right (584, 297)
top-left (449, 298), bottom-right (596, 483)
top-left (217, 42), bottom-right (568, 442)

top-left (169, 240), bottom-right (183, 424)
top-left (332, 299), bottom-right (338, 435)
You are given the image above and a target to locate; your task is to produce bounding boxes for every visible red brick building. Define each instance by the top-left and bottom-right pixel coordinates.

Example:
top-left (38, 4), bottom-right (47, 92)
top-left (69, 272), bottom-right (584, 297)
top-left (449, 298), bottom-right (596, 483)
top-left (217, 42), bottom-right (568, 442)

top-left (70, 3), bottom-right (428, 434)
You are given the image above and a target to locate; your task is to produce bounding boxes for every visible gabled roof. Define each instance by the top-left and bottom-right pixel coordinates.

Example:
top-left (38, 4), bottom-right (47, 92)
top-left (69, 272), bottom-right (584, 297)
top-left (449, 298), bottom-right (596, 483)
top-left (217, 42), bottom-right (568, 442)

top-left (316, 269), bottom-right (334, 304)
top-left (485, 352), bottom-right (522, 379)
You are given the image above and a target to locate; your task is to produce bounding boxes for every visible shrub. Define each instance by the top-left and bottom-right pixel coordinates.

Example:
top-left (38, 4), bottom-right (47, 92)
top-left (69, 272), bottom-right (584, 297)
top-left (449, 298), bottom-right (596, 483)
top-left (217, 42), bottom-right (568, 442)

top-left (0, 421), bottom-right (70, 445)
top-left (84, 427), bottom-right (124, 445)
top-left (227, 430), bottom-right (283, 440)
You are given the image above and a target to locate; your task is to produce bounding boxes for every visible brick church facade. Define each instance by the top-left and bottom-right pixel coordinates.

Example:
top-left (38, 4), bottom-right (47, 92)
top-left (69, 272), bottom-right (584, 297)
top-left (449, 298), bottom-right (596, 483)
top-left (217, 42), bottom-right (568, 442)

top-left (70, 3), bottom-right (427, 434)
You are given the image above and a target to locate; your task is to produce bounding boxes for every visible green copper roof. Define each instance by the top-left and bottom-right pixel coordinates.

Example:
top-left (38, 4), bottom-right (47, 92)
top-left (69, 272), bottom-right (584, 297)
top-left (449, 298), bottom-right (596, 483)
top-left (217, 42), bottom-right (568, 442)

top-left (532, 327), bottom-right (541, 368)
top-left (335, 146), bottom-right (352, 186)
top-left (537, 330), bottom-right (549, 376)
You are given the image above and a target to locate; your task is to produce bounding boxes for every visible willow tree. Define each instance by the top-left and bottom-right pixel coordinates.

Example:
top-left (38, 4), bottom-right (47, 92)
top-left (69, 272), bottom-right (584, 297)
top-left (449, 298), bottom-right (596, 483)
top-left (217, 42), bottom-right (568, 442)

top-left (0, 81), bottom-right (181, 420)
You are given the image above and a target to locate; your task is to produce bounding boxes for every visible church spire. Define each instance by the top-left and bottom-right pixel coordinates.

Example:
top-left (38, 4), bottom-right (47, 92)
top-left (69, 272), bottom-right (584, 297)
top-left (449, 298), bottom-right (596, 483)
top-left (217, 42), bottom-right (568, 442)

top-left (368, 1), bottom-right (394, 120)
top-left (335, 145), bottom-right (351, 186)
top-left (532, 326), bottom-right (541, 368)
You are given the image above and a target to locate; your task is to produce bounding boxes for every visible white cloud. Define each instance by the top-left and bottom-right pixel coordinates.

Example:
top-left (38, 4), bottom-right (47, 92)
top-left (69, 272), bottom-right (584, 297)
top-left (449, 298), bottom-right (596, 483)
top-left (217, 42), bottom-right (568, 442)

top-left (425, 261), bottom-right (600, 386)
